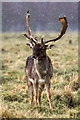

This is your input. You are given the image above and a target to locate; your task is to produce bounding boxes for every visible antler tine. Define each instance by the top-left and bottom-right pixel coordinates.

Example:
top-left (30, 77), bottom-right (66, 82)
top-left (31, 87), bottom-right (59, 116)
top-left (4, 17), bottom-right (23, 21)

top-left (23, 33), bottom-right (36, 44)
top-left (41, 35), bottom-right (44, 44)
top-left (44, 16), bottom-right (68, 44)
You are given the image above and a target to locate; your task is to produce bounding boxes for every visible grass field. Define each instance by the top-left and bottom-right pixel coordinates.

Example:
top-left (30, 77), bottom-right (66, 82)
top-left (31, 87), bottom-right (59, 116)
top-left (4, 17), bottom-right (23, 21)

top-left (0, 32), bottom-right (80, 118)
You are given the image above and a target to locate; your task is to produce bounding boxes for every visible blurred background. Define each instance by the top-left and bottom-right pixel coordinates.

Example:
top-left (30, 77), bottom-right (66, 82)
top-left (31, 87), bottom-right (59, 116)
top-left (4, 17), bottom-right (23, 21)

top-left (2, 2), bottom-right (78, 32)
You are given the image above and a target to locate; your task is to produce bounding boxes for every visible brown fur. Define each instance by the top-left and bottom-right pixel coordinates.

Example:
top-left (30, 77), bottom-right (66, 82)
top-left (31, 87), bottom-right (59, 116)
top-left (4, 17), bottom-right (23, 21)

top-left (25, 44), bottom-right (53, 109)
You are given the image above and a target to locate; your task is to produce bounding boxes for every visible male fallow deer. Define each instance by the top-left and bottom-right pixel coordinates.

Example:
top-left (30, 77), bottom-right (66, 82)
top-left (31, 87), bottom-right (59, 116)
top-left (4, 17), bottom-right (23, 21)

top-left (23, 11), bottom-right (68, 109)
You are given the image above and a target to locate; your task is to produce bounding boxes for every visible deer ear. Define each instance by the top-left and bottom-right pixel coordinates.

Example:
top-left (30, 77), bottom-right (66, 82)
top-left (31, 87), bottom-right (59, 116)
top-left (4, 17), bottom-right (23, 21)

top-left (46, 44), bottom-right (54, 49)
top-left (26, 43), bottom-right (33, 49)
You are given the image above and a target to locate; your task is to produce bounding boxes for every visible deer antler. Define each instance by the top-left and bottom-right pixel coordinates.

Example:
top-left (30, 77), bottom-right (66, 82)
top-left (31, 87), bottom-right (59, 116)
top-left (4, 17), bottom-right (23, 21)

top-left (41, 35), bottom-right (44, 44)
top-left (23, 10), bottom-right (36, 44)
top-left (26, 10), bottom-right (32, 36)
top-left (44, 16), bottom-right (68, 44)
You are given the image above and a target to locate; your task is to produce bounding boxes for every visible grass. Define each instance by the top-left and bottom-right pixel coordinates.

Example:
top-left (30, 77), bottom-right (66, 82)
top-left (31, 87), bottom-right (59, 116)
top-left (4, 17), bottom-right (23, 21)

top-left (0, 31), bottom-right (80, 118)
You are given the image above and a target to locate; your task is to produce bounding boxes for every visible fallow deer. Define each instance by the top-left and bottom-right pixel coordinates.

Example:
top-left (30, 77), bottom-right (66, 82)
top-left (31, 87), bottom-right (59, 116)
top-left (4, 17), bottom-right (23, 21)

top-left (23, 11), bottom-right (68, 109)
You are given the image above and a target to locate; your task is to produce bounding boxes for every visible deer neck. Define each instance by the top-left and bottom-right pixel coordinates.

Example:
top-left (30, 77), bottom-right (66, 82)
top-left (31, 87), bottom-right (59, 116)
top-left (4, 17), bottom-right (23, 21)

top-left (34, 56), bottom-right (47, 78)
top-left (38, 56), bottom-right (46, 63)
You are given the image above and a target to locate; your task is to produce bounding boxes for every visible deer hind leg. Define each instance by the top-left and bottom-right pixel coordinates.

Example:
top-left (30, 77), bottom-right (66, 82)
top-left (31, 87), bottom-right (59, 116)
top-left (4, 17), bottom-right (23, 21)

top-left (45, 82), bottom-right (53, 109)
top-left (37, 84), bottom-right (44, 106)
top-left (28, 81), bottom-right (34, 104)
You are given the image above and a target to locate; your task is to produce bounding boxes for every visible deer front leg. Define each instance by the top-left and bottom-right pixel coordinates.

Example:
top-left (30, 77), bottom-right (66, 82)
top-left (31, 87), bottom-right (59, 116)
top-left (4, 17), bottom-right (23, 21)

top-left (45, 82), bottom-right (53, 109)
top-left (37, 84), bottom-right (44, 106)
top-left (33, 82), bottom-right (38, 105)
top-left (28, 81), bottom-right (34, 104)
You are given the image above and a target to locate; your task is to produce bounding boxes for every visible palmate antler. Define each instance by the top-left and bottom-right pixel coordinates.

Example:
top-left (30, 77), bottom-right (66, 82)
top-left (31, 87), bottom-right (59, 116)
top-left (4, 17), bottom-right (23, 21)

top-left (44, 16), bottom-right (68, 44)
top-left (24, 11), bottom-right (68, 47)
top-left (26, 10), bottom-right (32, 36)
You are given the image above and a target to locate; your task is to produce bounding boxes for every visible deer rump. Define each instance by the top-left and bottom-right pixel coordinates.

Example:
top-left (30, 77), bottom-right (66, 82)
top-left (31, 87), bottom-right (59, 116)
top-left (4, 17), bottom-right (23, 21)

top-left (25, 55), bottom-right (53, 85)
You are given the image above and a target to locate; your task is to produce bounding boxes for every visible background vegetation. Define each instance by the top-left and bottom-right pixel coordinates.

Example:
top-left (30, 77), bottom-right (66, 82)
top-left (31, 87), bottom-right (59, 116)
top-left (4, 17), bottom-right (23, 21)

top-left (1, 32), bottom-right (80, 118)
top-left (2, 2), bottom-right (78, 32)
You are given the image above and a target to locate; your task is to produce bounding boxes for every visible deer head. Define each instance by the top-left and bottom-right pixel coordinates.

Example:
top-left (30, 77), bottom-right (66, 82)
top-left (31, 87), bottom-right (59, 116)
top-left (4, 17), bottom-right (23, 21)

top-left (23, 11), bottom-right (68, 57)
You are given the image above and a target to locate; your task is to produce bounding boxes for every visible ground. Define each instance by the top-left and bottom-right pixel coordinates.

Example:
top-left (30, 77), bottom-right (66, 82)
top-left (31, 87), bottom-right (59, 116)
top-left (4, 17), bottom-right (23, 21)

top-left (0, 32), bottom-right (80, 118)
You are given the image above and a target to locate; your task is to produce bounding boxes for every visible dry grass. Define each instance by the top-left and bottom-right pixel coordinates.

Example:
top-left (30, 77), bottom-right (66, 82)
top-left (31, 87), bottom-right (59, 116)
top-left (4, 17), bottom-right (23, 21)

top-left (1, 31), bottom-right (80, 118)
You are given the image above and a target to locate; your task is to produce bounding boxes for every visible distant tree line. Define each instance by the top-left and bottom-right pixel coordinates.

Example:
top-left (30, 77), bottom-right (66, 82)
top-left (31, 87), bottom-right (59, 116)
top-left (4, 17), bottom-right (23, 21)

top-left (2, 2), bottom-right (78, 32)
